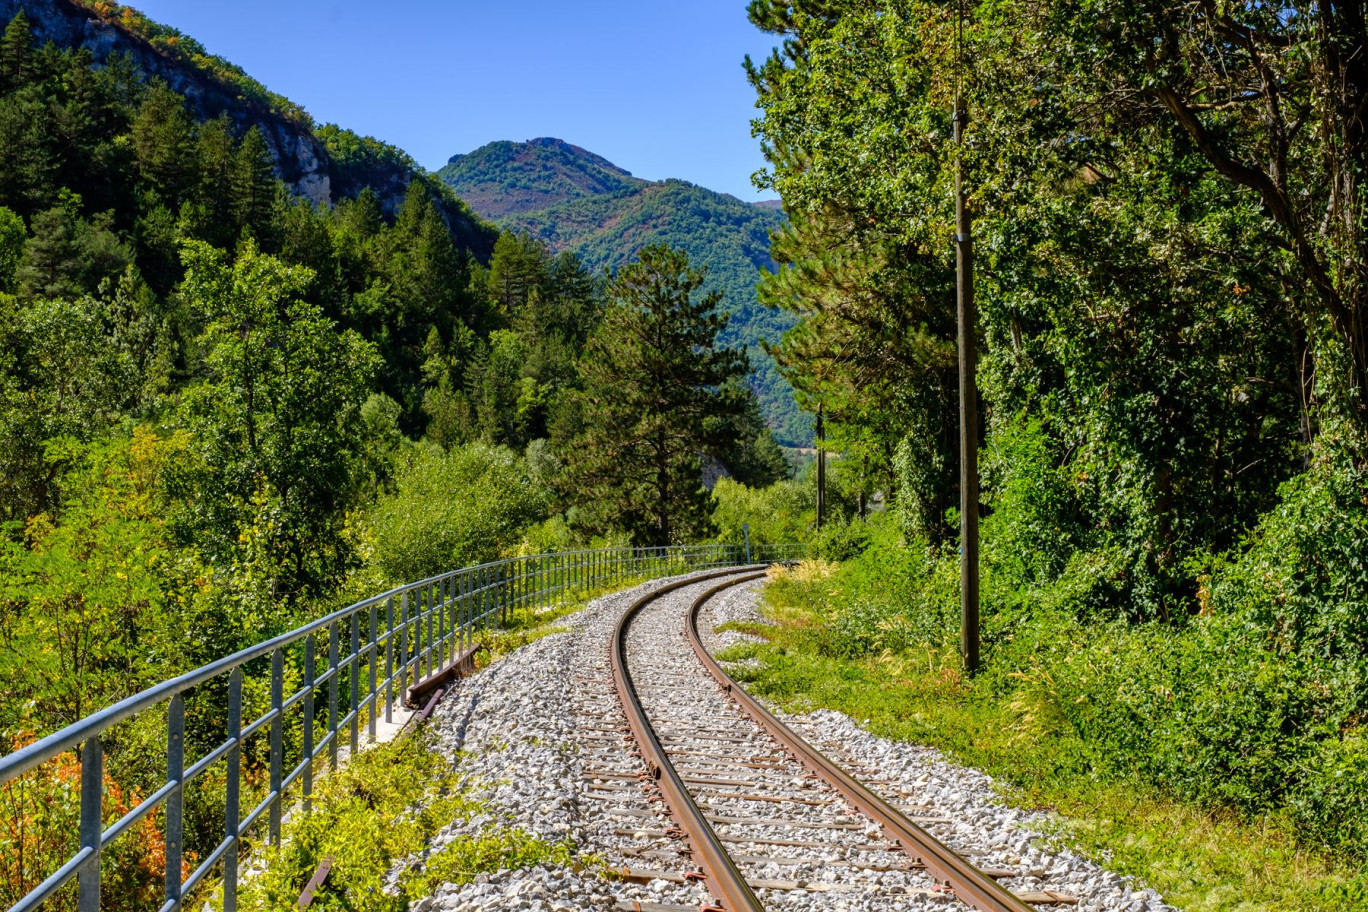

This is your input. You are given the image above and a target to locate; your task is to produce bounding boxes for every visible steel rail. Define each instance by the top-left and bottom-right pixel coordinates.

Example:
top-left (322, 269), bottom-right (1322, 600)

top-left (610, 568), bottom-right (768, 912)
top-left (684, 577), bottom-right (1036, 912)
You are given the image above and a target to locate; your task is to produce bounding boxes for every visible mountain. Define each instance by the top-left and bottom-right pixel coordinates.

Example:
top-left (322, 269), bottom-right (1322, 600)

top-left (439, 139), bottom-right (811, 446)
top-left (444, 138), bottom-right (646, 219)
top-left (1, 0), bottom-right (496, 258)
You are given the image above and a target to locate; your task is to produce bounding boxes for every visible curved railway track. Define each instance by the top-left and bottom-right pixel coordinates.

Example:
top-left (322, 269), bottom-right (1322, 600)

top-left (606, 569), bottom-right (1072, 912)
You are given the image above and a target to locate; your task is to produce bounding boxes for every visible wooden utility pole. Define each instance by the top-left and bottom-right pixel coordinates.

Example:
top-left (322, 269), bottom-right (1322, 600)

top-left (815, 404), bottom-right (826, 529)
top-left (955, 87), bottom-right (980, 675)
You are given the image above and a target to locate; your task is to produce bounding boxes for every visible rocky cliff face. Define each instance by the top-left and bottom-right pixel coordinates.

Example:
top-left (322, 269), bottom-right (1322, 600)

top-left (1, 0), bottom-right (331, 204)
top-left (0, 0), bottom-right (495, 258)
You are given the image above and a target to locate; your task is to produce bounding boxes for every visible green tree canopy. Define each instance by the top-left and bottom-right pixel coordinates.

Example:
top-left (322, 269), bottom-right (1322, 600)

top-left (169, 239), bottom-right (380, 601)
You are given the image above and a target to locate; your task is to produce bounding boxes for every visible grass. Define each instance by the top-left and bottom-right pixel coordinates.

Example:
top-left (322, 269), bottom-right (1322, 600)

top-left (233, 730), bottom-right (580, 912)
top-left (720, 568), bottom-right (1368, 912)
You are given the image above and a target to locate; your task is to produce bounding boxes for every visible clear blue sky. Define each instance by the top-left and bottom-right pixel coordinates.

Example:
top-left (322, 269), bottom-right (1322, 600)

top-left (125, 0), bottom-right (781, 201)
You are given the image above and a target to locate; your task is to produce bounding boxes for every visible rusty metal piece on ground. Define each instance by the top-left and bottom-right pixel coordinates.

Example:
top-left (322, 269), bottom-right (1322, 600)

top-left (1016, 891), bottom-right (1079, 905)
top-left (610, 567), bottom-right (769, 912)
top-left (407, 643), bottom-right (482, 708)
top-left (683, 576), bottom-right (1036, 912)
top-left (297, 854), bottom-right (334, 909)
top-left (416, 686), bottom-right (445, 724)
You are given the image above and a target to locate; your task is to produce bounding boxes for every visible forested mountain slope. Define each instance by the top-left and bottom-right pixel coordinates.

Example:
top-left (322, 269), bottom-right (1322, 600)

top-left (440, 139), bottom-right (809, 445)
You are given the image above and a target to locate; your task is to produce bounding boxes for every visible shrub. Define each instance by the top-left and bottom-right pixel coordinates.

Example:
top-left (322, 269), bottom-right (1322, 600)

top-left (368, 443), bottom-right (549, 583)
top-left (711, 476), bottom-right (815, 546)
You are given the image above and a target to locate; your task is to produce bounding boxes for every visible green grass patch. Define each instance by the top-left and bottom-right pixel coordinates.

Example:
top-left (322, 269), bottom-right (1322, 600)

top-left (725, 574), bottom-right (1368, 912)
top-left (235, 730), bottom-right (578, 912)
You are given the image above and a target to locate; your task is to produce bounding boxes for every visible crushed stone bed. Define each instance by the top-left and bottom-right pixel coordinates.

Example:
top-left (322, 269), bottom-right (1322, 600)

top-left (409, 572), bottom-right (1176, 912)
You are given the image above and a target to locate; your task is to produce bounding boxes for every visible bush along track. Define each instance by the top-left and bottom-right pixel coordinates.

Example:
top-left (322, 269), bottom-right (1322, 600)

top-left (721, 558), bottom-right (1368, 912)
top-left (232, 728), bottom-right (575, 912)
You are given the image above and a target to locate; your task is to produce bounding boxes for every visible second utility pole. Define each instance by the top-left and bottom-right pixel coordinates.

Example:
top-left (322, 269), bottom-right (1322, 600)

top-left (815, 404), bottom-right (826, 529)
top-left (955, 89), bottom-right (980, 676)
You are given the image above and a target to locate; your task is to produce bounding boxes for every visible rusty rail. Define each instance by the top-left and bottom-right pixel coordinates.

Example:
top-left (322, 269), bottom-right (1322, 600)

top-left (609, 569), bottom-right (768, 912)
top-left (684, 576), bottom-right (1036, 912)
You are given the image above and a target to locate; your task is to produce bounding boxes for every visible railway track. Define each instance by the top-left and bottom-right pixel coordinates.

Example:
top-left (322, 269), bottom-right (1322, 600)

top-left (603, 568), bottom-right (1075, 912)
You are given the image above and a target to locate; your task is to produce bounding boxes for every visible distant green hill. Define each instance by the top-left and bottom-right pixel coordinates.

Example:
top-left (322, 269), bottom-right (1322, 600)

top-left (439, 139), bottom-right (811, 446)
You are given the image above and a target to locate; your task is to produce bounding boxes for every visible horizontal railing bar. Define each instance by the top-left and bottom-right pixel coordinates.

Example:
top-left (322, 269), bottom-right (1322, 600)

top-left (282, 755), bottom-right (309, 792)
top-left (239, 706), bottom-right (279, 742)
top-left (314, 728), bottom-right (337, 756)
top-left (100, 778), bottom-right (178, 848)
top-left (8, 848), bottom-right (89, 912)
top-left (240, 789), bottom-right (277, 833)
top-left (179, 835), bottom-right (232, 898)
top-left (184, 737), bottom-right (235, 783)
top-left (282, 686), bottom-right (310, 714)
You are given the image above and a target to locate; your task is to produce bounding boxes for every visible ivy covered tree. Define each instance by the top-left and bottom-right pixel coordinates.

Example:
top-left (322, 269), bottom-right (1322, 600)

top-left (562, 244), bottom-right (747, 544)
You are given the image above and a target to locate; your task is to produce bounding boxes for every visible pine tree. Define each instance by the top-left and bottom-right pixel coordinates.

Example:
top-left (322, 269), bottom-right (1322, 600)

top-left (17, 204), bottom-right (84, 299)
top-left (190, 115), bottom-right (237, 247)
top-left (563, 244), bottom-right (747, 545)
top-left (487, 230), bottom-right (547, 317)
top-left (230, 126), bottom-right (281, 246)
top-left (386, 181), bottom-right (467, 331)
top-left (0, 205), bottom-right (24, 294)
top-left (131, 83), bottom-right (196, 207)
top-left (17, 200), bottom-right (132, 300)
top-left (0, 11), bottom-right (33, 94)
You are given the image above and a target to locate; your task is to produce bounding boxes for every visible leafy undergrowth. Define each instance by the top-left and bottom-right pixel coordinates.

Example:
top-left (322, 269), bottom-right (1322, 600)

top-left (721, 581), bottom-right (1368, 912)
top-left (235, 730), bottom-right (576, 912)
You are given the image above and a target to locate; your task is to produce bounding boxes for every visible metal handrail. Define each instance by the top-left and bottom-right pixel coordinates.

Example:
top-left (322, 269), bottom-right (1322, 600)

top-left (0, 541), bottom-right (806, 912)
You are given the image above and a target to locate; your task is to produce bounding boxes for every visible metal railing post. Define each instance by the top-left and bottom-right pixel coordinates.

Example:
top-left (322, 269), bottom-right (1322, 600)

top-left (268, 647), bottom-right (283, 844)
top-left (165, 694), bottom-right (184, 907)
top-left (398, 592), bottom-right (409, 707)
top-left (368, 601), bottom-right (378, 741)
top-left (78, 737), bottom-right (102, 912)
top-left (303, 634), bottom-right (315, 811)
top-left (459, 570), bottom-right (469, 648)
top-left (327, 623), bottom-right (339, 767)
top-left (413, 587), bottom-right (424, 682)
top-left (426, 582), bottom-right (435, 677)
top-left (349, 613), bottom-right (360, 754)
top-left (444, 577), bottom-right (453, 665)
top-left (223, 669), bottom-right (242, 912)
top-left (384, 596), bottom-right (394, 724)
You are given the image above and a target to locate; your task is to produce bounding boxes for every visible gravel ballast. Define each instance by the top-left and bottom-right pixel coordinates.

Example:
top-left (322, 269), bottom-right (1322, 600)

top-left (413, 571), bottom-right (1177, 912)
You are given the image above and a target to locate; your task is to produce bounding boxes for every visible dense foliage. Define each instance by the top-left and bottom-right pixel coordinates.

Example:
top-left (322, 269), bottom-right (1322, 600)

top-left (740, 0), bottom-right (1368, 866)
top-left (0, 10), bottom-right (790, 909)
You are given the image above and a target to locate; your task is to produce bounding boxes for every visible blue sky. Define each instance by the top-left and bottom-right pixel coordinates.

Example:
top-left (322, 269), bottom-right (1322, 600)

top-left (125, 0), bottom-right (781, 200)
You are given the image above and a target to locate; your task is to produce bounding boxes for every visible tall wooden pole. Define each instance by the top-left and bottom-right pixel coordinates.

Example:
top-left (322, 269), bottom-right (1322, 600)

top-left (815, 404), bottom-right (826, 529)
top-left (955, 90), bottom-right (980, 676)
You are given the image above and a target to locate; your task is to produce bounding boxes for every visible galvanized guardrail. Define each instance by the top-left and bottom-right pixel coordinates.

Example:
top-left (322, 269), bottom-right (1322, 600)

top-left (0, 541), bottom-right (802, 912)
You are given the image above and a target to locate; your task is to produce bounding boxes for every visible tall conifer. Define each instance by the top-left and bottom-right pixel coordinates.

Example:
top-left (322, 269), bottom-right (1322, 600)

top-left (0, 11), bottom-right (32, 93)
top-left (563, 244), bottom-right (746, 545)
